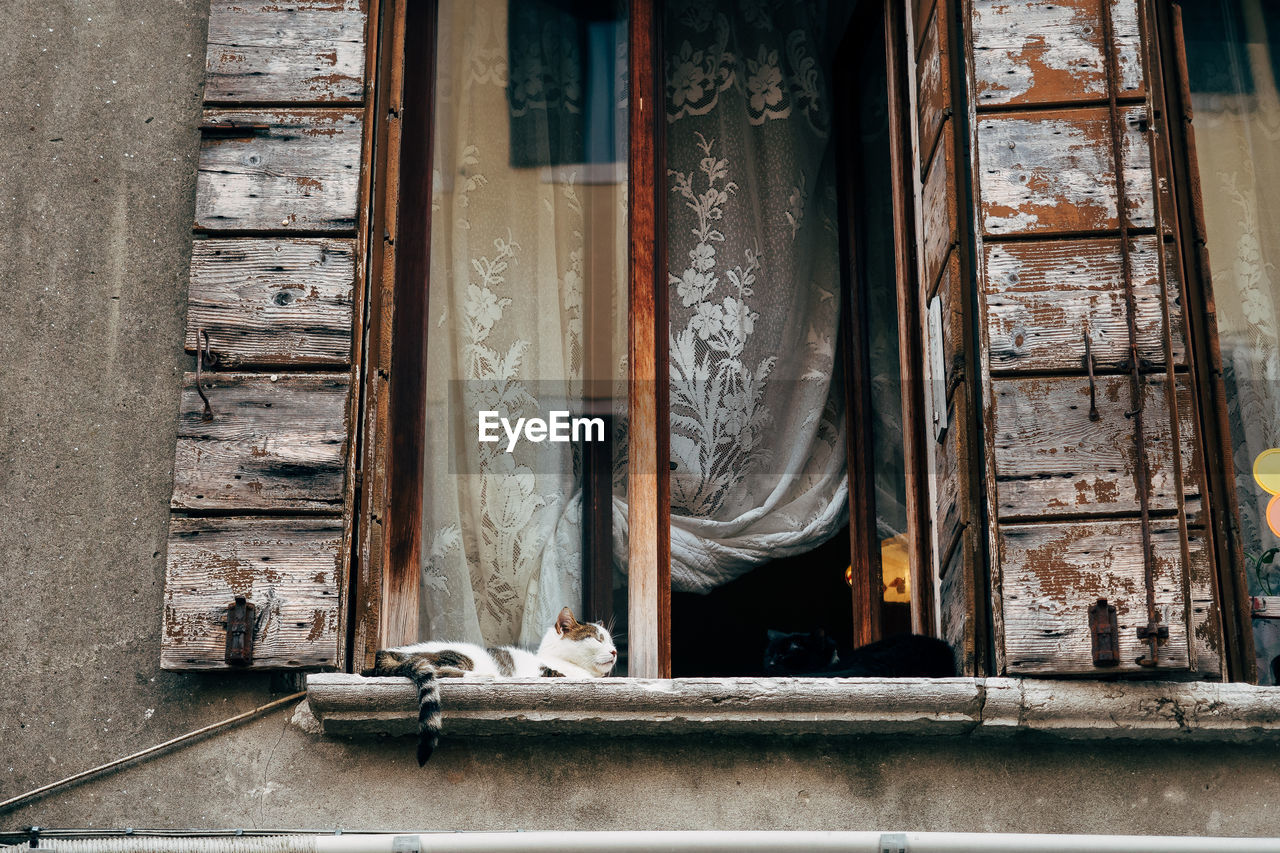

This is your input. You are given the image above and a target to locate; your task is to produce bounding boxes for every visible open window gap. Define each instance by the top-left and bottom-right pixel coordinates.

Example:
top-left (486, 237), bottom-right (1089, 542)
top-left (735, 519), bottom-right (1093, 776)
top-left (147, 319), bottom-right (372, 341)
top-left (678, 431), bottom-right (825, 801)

top-left (668, 0), bottom-right (925, 677)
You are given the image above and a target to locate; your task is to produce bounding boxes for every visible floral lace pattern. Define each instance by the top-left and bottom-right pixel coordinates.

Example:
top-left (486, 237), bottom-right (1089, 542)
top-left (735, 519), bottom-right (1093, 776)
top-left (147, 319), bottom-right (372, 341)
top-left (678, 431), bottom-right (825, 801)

top-left (421, 0), bottom-right (854, 641)
top-left (666, 0), bottom-right (832, 133)
top-left (664, 0), bottom-right (851, 593)
top-left (669, 132), bottom-right (774, 517)
top-left (421, 0), bottom-right (610, 647)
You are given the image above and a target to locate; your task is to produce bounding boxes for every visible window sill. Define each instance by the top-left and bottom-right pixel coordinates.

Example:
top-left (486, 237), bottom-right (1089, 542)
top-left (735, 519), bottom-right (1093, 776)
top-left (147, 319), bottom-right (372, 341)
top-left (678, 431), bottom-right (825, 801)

top-left (305, 674), bottom-right (1280, 742)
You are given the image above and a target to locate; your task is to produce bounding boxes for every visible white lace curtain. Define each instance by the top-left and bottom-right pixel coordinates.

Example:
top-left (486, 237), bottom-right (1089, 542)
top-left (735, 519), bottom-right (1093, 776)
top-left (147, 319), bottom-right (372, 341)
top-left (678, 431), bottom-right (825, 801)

top-left (419, 0), bottom-right (851, 646)
top-left (661, 0), bottom-right (852, 593)
top-left (419, 0), bottom-right (628, 647)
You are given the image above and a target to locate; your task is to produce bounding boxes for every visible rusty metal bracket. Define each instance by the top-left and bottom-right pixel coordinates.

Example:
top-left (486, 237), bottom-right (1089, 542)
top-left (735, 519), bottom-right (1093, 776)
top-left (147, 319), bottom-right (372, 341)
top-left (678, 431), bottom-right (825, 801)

top-left (1102, 0), bottom-right (1166, 668)
top-left (194, 328), bottom-right (216, 422)
top-left (224, 595), bottom-right (256, 666)
top-left (1136, 620), bottom-right (1170, 667)
top-left (1089, 598), bottom-right (1121, 666)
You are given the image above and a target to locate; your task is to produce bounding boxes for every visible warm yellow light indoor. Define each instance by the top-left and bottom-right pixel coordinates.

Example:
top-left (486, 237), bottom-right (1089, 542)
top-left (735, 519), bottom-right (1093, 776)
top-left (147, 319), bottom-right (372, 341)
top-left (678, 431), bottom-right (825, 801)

top-left (881, 534), bottom-right (910, 603)
top-left (844, 536), bottom-right (910, 603)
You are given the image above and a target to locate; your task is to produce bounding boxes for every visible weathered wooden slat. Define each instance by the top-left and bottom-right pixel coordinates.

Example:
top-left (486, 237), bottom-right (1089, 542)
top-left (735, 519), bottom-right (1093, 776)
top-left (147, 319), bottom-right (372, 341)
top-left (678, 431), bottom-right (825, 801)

top-left (172, 372), bottom-right (350, 510)
top-left (1176, 383), bottom-right (1205, 528)
top-left (934, 252), bottom-right (964, 395)
top-left (162, 517), bottom-right (341, 670)
top-left (998, 519), bottom-right (1193, 675)
top-left (984, 236), bottom-right (1185, 372)
top-left (938, 535), bottom-right (973, 675)
top-left (993, 375), bottom-right (1199, 518)
top-left (921, 123), bottom-right (957, 290)
top-left (1110, 0), bottom-right (1143, 95)
top-left (186, 238), bottom-right (355, 366)
top-left (196, 109), bottom-right (362, 232)
top-left (933, 389), bottom-right (967, 558)
top-left (916, 4), bottom-right (949, 171)
top-left (1189, 527), bottom-right (1223, 678)
top-left (977, 106), bottom-right (1152, 235)
top-left (972, 0), bottom-right (1142, 109)
top-left (205, 1), bottom-right (367, 104)
top-left (915, 0), bottom-right (937, 49)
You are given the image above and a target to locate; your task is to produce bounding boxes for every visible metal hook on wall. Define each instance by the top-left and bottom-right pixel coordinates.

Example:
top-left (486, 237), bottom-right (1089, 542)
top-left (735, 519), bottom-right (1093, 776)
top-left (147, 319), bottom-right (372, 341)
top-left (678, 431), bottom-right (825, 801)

top-left (195, 328), bottom-right (217, 422)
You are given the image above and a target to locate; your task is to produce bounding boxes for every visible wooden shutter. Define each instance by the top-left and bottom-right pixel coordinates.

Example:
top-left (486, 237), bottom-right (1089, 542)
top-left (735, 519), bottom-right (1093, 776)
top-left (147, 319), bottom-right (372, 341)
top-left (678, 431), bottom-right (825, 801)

top-left (961, 0), bottom-right (1224, 677)
top-left (909, 0), bottom-right (989, 675)
top-left (161, 1), bottom-right (371, 670)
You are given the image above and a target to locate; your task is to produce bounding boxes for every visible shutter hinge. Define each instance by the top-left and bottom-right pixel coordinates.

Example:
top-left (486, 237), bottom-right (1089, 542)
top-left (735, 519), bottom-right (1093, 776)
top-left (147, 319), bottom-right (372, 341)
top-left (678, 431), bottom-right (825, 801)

top-left (224, 595), bottom-right (256, 666)
top-left (1136, 620), bottom-right (1170, 668)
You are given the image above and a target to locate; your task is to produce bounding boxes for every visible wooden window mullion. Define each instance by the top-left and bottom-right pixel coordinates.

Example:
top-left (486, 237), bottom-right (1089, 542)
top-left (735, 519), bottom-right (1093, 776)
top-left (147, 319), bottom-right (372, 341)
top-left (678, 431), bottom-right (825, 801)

top-left (834, 20), bottom-right (885, 645)
top-left (838, 0), bottom-right (937, 647)
top-left (380, 0), bottom-right (437, 649)
top-left (356, 0), bottom-right (670, 674)
top-left (884, 0), bottom-right (936, 637)
top-left (353, 0), bottom-right (433, 664)
top-left (627, 0), bottom-right (671, 679)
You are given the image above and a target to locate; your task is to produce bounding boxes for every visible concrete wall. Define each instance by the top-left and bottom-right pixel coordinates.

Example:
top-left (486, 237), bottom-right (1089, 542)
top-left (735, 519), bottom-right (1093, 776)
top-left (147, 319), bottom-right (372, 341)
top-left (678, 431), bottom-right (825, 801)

top-left (2, 0), bottom-right (1279, 839)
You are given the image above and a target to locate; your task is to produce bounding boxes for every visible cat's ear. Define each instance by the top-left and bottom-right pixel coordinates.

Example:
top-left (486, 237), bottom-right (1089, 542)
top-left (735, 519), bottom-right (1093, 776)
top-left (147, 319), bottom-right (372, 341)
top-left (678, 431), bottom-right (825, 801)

top-left (556, 606), bottom-right (577, 636)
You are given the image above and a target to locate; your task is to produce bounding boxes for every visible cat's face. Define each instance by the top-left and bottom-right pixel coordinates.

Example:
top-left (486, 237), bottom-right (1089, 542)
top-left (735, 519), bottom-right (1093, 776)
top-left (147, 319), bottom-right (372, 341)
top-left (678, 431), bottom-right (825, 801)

top-left (541, 606), bottom-right (618, 676)
top-left (762, 629), bottom-right (837, 676)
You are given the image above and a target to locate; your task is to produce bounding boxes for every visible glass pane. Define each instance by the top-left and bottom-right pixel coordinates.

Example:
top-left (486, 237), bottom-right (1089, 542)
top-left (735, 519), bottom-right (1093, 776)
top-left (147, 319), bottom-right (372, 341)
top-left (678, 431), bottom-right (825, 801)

top-left (665, 0), bottom-right (867, 675)
top-left (846, 17), bottom-right (912, 633)
top-left (1181, 0), bottom-right (1280, 682)
top-left (418, 0), bottom-right (630, 672)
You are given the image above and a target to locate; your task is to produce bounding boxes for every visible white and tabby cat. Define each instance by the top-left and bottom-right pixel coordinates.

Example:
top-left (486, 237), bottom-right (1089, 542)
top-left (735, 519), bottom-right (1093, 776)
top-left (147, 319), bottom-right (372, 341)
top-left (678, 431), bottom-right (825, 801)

top-left (370, 606), bottom-right (617, 764)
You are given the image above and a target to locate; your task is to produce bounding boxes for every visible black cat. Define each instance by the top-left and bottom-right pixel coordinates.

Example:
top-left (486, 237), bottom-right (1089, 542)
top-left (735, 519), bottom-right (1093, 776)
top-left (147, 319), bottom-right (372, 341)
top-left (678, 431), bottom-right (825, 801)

top-left (763, 629), bottom-right (955, 677)
top-left (763, 628), bottom-right (840, 674)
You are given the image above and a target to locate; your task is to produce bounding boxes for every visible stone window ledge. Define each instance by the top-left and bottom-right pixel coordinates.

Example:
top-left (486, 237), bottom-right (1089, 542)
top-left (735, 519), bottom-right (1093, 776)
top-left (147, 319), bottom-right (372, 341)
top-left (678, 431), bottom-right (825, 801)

top-left (305, 674), bottom-right (1280, 742)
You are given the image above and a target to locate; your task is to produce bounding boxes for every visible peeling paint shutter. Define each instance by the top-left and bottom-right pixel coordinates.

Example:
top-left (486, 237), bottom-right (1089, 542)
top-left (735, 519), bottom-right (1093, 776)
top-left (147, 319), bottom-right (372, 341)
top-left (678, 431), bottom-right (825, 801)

top-left (964, 0), bottom-right (1223, 676)
top-left (910, 0), bottom-right (988, 675)
top-left (162, 1), bottom-right (369, 671)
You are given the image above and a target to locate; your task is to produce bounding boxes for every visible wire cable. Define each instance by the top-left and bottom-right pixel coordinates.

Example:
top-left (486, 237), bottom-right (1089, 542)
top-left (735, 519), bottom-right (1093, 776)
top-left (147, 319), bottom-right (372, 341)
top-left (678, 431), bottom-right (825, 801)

top-left (0, 692), bottom-right (305, 816)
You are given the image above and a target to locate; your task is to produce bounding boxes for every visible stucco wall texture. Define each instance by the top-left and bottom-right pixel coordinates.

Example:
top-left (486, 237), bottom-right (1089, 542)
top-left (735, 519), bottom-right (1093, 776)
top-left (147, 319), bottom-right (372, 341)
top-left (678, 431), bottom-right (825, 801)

top-left (2, 0), bottom-right (1279, 839)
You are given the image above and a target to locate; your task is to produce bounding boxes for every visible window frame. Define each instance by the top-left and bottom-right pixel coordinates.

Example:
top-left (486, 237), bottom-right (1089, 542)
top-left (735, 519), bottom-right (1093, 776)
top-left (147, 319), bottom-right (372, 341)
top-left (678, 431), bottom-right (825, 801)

top-left (350, 0), bottom-right (939, 677)
top-left (835, 0), bottom-right (938, 645)
top-left (351, 0), bottom-right (673, 676)
top-left (1151, 0), bottom-right (1259, 682)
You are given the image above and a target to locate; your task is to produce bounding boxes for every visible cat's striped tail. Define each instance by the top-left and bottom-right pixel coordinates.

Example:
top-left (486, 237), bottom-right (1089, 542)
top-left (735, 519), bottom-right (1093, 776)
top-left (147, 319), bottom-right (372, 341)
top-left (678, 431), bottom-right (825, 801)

top-left (372, 650), bottom-right (442, 766)
top-left (407, 658), bottom-right (442, 765)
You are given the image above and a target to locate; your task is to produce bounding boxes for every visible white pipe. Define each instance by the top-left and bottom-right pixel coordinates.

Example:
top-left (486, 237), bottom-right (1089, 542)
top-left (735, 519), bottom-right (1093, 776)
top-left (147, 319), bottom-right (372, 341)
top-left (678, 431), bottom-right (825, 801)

top-left (27, 839), bottom-right (313, 853)
top-left (321, 832), bottom-right (877, 853)
top-left (21, 831), bottom-right (1280, 853)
